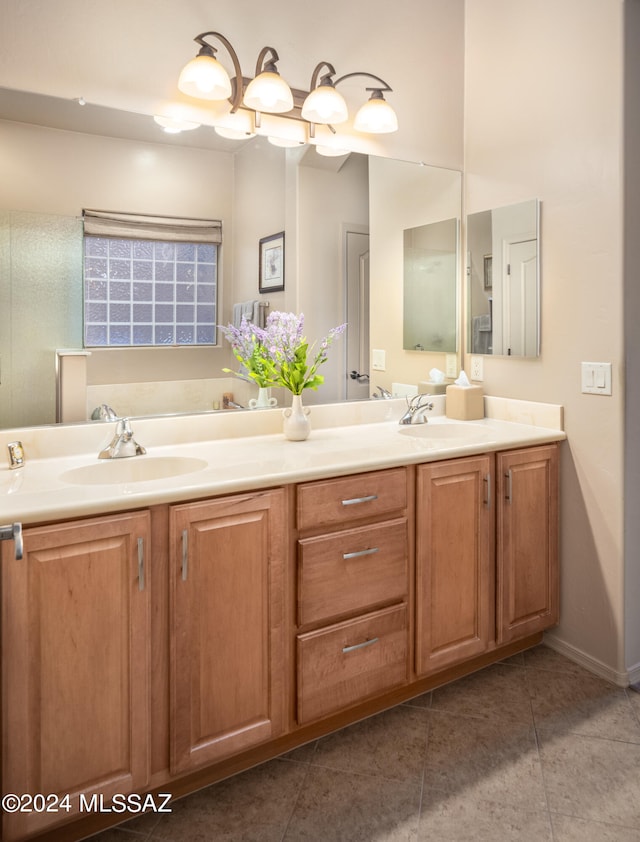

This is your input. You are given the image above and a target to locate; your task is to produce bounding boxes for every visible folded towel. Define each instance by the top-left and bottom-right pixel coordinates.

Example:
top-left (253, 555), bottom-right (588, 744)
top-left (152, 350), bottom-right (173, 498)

top-left (232, 300), bottom-right (259, 328)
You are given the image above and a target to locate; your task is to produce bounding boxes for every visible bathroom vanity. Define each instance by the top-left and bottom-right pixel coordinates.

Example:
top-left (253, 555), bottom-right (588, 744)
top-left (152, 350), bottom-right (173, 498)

top-left (0, 398), bottom-right (563, 841)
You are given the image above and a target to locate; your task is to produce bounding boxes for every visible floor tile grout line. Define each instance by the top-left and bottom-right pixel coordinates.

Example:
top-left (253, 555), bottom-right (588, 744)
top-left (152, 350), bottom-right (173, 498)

top-left (524, 658), bottom-right (559, 842)
top-left (414, 701), bottom-right (432, 833)
top-left (278, 742), bottom-right (318, 842)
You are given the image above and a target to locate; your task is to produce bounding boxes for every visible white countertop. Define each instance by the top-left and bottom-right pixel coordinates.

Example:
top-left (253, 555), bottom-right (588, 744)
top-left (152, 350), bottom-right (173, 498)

top-left (0, 397), bottom-right (565, 525)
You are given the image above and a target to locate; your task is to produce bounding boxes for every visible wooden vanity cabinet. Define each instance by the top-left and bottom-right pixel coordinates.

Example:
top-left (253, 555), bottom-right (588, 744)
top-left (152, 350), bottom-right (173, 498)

top-left (496, 444), bottom-right (559, 643)
top-left (0, 443), bottom-right (560, 842)
top-left (1, 512), bottom-right (152, 842)
top-left (415, 455), bottom-right (494, 676)
top-left (168, 489), bottom-right (287, 775)
top-left (294, 468), bottom-right (412, 724)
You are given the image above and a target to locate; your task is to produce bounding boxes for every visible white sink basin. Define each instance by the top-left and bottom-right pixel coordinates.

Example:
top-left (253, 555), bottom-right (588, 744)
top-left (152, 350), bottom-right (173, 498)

top-left (398, 421), bottom-right (490, 442)
top-left (61, 456), bottom-right (208, 485)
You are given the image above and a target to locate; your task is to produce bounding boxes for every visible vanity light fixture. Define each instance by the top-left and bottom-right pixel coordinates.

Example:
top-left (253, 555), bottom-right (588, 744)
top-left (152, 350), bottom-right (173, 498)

top-left (177, 31), bottom-right (398, 139)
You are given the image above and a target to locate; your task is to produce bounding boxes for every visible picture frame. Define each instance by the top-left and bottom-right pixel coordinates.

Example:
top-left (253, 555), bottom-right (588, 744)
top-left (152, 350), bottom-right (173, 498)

top-left (483, 254), bottom-right (493, 290)
top-left (259, 231), bottom-right (285, 293)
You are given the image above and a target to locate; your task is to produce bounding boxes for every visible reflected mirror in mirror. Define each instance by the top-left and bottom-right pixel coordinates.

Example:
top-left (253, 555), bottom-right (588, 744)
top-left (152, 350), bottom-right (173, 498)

top-left (467, 199), bottom-right (540, 357)
top-left (403, 218), bottom-right (457, 352)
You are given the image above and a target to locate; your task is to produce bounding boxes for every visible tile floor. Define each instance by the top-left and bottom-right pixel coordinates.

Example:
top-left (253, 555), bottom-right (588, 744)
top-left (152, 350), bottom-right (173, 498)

top-left (89, 645), bottom-right (640, 841)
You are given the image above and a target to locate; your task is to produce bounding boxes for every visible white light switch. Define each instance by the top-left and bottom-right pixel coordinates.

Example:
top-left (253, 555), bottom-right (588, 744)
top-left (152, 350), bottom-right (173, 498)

top-left (372, 349), bottom-right (386, 371)
top-left (581, 362), bottom-right (612, 395)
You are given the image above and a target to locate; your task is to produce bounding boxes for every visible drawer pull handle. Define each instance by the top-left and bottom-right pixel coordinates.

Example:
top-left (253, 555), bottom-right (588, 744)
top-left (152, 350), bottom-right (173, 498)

top-left (341, 494), bottom-right (378, 506)
top-left (505, 469), bottom-right (513, 503)
top-left (0, 522), bottom-right (22, 560)
top-left (343, 547), bottom-right (379, 560)
top-left (342, 636), bottom-right (379, 654)
top-left (484, 473), bottom-right (491, 509)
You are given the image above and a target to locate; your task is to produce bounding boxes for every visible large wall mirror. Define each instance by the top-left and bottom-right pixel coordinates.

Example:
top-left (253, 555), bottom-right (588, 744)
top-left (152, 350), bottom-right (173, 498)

top-left (0, 88), bottom-right (461, 430)
top-left (467, 199), bottom-right (540, 357)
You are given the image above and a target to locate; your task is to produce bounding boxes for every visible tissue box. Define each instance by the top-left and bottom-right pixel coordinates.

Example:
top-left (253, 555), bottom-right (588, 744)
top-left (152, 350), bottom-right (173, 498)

top-left (446, 385), bottom-right (484, 420)
top-left (419, 380), bottom-right (448, 395)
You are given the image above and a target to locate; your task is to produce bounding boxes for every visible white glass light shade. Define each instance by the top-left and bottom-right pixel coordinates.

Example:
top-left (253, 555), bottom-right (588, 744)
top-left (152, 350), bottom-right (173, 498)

top-left (178, 54), bottom-right (232, 100)
top-left (154, 115), bottom-right (201, 133)
top-left (267, 136), bottom-right (305, 148)
top-left (353, 96), bottom-right (398, 133)
top-left (214, 126), bottom-right (256, 140)
top-left (243, 72), bottom-right (294, 113)
top-left (301, 86), bottom-right (348, 124)
top-left (315, 145), bottom-right (350, 157)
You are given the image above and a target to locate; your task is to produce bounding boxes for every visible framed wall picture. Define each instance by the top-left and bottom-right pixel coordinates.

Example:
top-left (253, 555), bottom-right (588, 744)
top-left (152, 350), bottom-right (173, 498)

top-left (483, 254), bottom-right (493, 290)
top-left (259, 231), bottom-right (285, 293)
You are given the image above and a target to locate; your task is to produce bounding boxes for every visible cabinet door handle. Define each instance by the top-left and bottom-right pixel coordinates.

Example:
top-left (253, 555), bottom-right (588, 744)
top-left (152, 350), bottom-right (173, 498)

top-left (343, 547), bottom-right (379, 560)
top-left (484, 474), bottom-right (491, 509)
top-left (342, 637), bottom-right (379, 654)
top-left (0, 522), bottom-right (23, 560)
top-left (137, 537), bottom-right (145, 592)
top-left (505, 469), bottom-right (513, 503)
top-left (181, 529), bottom-right (188, 581)
top-left (341, 494), bottom-right (378, 506)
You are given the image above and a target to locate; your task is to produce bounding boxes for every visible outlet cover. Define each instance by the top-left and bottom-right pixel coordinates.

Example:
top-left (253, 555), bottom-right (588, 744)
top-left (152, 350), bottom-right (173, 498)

top-left (470, 355), bottom-right (484, 381)
top-left (372, 349), bottom-right (386, 371)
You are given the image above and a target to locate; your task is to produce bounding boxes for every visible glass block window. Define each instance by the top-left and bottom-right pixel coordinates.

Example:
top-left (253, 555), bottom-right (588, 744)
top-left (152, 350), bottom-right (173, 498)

top-left (82, 211), bottom-right (221, 348)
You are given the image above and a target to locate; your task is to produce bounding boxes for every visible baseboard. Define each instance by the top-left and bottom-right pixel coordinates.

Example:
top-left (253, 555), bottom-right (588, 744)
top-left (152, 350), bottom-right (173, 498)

top-left (628, 662), bottom-right (640, 688)
top-left (543, 632), bottom-right (633, 688)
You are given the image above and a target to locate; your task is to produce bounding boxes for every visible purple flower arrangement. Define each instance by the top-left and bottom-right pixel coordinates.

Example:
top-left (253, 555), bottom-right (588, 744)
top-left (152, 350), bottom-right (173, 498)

top-left (221, 311), bottom-right (347, 395)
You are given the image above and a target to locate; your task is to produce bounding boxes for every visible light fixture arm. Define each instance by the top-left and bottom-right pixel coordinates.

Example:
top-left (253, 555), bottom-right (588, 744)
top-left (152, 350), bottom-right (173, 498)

top-left (333, 71), bottom-right (393, 94)
top-left (191, 31), bottom-right (244, 112)
top-left (309, 61), bottom-right (338, 90)
top-left (254, 46), bottom-right (282, 76)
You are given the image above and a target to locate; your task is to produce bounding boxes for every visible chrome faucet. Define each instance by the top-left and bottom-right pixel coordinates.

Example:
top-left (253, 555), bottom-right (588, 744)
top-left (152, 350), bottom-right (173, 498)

top-left (374, 385), bottom-right (393, 399)
top-left (398, 394), bottom-right (434, 425)
top-left (91, 404), bottom-right (118, 421)
top-left (98, 417), bottom-right (146, 459)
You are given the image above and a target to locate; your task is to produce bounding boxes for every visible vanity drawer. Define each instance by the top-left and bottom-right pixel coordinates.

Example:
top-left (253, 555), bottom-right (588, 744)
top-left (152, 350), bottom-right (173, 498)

top-left (296, 603), bottom-right (408, 724)
top-left (296, 467), bottom-right (408, 532)
top-left (298, 518), bottom-right (408, 626)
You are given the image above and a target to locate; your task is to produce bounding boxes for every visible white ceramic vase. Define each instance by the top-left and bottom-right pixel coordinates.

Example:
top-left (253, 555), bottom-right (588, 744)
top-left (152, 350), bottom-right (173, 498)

top-left (282, 394), bottom-right (311, 441)
top-left (248, 387), bottom-right (277, 410)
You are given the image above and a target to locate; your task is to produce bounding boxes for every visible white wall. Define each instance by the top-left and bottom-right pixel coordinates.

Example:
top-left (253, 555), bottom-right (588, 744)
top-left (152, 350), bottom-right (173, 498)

top-left (623, 0), bottom-right (640, 682)
top-left (465, 0), bottom-right (629, 681)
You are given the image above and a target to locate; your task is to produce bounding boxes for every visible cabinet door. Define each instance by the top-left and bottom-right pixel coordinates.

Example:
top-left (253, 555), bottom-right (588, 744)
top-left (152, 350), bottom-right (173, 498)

top-left (497, 445), bottom-right (559, 643)
top-left (169, 489), bottom-right (286, 775)
top-left (415, 455), bottom-right (493, 676)
top-left (2, 512), bottom-right (151, 841)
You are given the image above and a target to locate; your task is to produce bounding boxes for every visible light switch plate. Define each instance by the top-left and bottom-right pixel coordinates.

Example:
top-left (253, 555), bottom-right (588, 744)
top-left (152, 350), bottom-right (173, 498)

top-left (445, 354), bottom-right (457, 379)
top-left (581, 362), bottom-right (612, 395)
top-left (372, 349), bottom-right (386, 371)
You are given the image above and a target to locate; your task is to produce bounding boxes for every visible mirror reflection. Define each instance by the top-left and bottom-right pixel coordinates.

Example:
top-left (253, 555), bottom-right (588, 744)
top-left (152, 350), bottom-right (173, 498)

top-left (467, 199), bottom-right (540, 357)
top-left (403, 218), bottom-right (457, 352)
top-left (0, 88), bottom-right (461, 429)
